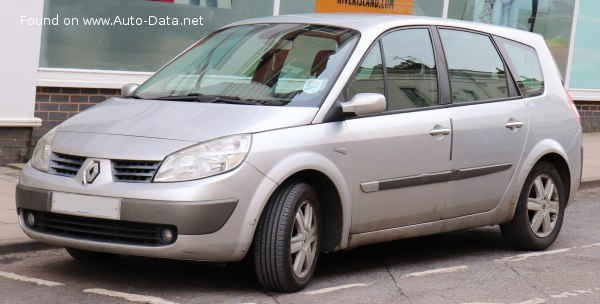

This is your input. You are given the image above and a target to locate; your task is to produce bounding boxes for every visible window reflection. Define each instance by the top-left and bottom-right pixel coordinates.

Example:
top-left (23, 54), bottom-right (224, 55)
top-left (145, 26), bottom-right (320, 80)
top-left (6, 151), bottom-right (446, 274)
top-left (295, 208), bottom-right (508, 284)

top-left (346, 44), bottom-right (385, 101)
top-left (498, 38), bottom-right (545, 97)
top-left (439, 29), bottom-right (509, 103)
top-left (40, 0), bottom-right (273, 71)
top-left (382, 29), bottom-right (438, 110)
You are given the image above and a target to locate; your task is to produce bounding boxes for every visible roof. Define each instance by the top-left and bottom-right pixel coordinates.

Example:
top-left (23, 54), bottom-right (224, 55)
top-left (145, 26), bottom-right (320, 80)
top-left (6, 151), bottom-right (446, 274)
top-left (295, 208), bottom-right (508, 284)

top-left (228, 13), bottom-right (543, 43)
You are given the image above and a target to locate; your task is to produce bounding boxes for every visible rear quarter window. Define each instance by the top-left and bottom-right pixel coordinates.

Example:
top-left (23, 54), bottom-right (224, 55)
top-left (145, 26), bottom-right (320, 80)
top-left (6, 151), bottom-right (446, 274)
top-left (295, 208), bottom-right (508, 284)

top-left (497, 38), bottom-right (545, 98)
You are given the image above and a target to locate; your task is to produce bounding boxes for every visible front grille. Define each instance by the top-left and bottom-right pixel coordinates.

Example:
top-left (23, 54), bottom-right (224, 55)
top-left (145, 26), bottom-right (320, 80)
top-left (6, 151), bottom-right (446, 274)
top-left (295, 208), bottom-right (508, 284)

top-left (49, 153), bottom-right (86, 177)
top-left (25, 210), bottom-right (177, 246)
top-left (112, 160), bottom-right (161, 183)
top-left (46, 153), bottom-right (161, 183)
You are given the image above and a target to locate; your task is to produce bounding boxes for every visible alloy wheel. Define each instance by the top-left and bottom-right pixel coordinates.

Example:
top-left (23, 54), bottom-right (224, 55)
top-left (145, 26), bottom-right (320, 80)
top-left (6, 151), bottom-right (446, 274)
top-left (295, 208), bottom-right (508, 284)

top-left (290, 200), bottom-right (318, 279)
top-left (527, 174), bottom-right (560, 238)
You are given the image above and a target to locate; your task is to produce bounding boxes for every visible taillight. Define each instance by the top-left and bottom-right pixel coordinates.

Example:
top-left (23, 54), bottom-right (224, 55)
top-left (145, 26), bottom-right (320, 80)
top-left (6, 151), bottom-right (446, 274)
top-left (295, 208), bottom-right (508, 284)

top-left (564, 87), bottom-right (581, 126)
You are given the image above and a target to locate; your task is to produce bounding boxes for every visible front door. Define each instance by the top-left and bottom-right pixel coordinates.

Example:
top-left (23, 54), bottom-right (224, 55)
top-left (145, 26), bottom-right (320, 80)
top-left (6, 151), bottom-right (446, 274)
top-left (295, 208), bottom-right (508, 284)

top-left (345, 28), bottom-right (452, 234)
top-left (347, 110), bottom-right (452, 234)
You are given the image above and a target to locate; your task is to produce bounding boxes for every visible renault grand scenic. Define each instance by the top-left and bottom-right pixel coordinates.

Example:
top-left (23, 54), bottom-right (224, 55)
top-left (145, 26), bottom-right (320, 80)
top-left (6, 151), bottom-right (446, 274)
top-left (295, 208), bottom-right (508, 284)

top-left (17, 14), bottom-right (582, 292)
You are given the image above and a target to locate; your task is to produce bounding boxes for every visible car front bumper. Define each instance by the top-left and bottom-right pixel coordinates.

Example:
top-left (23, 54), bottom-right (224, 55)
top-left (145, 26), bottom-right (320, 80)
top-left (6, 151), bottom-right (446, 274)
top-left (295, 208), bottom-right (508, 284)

top-left (16, 161), bottom-right (278, 262)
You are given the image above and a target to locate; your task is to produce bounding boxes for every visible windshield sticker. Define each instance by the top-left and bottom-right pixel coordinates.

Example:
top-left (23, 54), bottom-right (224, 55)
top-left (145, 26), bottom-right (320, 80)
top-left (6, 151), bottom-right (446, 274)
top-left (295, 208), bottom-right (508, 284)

top-left (303, 79), bottom-right (326, 94)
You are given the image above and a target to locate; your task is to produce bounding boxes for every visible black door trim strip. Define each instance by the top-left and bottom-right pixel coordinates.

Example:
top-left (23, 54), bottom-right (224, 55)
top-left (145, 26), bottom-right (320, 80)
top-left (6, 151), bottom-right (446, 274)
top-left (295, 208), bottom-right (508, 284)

top-left (360, 163), bottom-right (513, 193)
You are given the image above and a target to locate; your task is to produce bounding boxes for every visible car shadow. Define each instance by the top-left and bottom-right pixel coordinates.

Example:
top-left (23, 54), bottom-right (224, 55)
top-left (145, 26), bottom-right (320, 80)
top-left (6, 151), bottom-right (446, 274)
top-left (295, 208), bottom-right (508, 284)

top-left (316, 226), bottom-right (511, 279)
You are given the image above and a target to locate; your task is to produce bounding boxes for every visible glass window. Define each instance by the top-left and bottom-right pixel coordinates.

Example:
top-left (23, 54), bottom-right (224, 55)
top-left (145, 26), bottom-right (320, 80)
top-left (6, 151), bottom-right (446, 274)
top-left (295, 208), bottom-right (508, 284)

top-left (439, 29), bottom-right (509, 103)
top-left (346, 43), bottom-right (385, 101)
top-left (40, 0), bottom-right (274, 72)
top-left (381, 29), bottom-right (438, 110)
top-left (135, 24), bottom-right (359, 107)
top-left (412, 0), bottom-right (445, 17)
top-left (498, 39), bottom-right (544, 97)
top-left (447, 0), bottom-right (575, 78)
top-left (569, 0), bottom-right (600, 90)
top-left (280, 0), bottom-right (316, 14)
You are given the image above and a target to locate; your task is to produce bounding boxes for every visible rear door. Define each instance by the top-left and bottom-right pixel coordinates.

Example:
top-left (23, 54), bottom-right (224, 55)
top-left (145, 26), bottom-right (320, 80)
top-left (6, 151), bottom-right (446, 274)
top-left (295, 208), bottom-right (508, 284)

top-left (437, 28), bottom-right (529, 219)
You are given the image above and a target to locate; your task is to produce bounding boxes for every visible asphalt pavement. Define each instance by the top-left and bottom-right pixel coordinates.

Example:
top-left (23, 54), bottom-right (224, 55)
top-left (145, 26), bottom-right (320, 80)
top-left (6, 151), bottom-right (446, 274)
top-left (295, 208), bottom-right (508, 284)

top-left (0, 188), bottom-right (598, 303)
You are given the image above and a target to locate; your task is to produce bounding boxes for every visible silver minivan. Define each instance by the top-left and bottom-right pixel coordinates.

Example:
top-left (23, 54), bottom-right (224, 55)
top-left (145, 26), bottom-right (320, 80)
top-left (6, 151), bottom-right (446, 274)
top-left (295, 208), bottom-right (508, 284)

top-left (17, 14), bottom-right (582, 292)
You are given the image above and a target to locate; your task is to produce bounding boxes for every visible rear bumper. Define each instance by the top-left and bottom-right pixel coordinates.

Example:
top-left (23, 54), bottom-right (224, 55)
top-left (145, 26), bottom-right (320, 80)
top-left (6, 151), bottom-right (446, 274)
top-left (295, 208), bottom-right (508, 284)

top-left (566, 128), bottom-right (583, 207)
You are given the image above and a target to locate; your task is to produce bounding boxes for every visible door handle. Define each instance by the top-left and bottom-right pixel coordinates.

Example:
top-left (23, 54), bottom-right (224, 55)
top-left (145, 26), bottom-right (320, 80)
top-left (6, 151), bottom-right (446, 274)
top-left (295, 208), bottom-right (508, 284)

top-left (429, 128), bottom-right (451, 136)
top-left (505, 121), bottom-right (524, 130)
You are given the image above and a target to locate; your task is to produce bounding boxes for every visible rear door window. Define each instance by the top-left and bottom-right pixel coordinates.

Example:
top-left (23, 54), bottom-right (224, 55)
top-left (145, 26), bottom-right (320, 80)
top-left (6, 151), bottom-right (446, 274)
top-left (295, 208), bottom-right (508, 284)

top-left (497, 38), bottom-right (545, 97)
top-left (439, 29), bottom-right (509, 103)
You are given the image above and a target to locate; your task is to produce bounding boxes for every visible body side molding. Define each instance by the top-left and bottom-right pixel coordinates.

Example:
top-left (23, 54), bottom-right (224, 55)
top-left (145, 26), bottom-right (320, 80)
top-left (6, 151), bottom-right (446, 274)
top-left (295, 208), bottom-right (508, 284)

top-left (360, 163), bottom-right (513, 193)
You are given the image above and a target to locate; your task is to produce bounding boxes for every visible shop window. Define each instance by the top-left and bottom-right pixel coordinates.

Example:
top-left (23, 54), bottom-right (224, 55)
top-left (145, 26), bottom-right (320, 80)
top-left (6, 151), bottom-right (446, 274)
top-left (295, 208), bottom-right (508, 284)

top-left (40, 0), bottom-right (273, 72)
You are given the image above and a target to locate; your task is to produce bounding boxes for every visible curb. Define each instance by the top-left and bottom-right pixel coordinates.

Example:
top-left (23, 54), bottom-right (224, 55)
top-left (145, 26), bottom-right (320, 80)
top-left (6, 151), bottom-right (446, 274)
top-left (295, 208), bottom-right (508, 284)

top-left (6, 163), bottom-right (25, 170)
top-left (0, 241), bottom-right (56, 256)
top-left (579, 180), bottom-right (600, 190)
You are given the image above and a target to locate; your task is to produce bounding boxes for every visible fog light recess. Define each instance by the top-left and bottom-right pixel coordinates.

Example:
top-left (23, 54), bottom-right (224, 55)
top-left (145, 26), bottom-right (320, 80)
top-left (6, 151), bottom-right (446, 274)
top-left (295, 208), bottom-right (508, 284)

top-left (26, 212), bottom-right (36, 227)
top-left (159, 228), bottom-right (174, 244)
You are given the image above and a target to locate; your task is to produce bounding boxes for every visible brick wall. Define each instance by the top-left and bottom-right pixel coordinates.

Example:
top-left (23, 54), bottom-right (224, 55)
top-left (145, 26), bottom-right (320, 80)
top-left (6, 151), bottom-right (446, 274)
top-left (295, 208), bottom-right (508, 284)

top-left (0, 128), bottom-right (33, 165)
top-left (33, 87), bottom-right (121, 149)
top-left (575, 100), bottom-right (600, 133)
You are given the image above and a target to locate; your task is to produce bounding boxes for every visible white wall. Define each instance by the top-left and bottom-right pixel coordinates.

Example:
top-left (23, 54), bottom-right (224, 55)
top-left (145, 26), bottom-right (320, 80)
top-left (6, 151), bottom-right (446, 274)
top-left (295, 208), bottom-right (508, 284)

top-left (0, 1), bottom-right (43, 127)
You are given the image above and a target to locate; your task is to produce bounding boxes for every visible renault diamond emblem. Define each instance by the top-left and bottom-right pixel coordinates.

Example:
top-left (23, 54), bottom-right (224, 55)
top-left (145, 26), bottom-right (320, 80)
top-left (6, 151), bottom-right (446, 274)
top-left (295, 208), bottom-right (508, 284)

top-left (83, 160), bottom-right (100, 184)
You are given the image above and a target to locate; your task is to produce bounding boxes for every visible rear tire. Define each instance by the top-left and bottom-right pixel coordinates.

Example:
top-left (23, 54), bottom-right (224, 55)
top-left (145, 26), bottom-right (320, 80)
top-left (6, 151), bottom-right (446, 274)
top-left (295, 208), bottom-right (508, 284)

top-left (501, 161), bottom-right (565, 250)
top-left (65, 247), bottom-right (119, 262)
top-left (253, 182), bottom-right (321, 292)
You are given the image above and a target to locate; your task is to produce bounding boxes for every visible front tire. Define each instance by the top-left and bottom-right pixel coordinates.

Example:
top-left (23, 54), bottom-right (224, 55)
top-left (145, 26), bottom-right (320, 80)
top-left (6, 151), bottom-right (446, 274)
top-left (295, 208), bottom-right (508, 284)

top-left (253, 182), bottom-right (321, 292)
top-left (501, 161), bottom-right (566, 250)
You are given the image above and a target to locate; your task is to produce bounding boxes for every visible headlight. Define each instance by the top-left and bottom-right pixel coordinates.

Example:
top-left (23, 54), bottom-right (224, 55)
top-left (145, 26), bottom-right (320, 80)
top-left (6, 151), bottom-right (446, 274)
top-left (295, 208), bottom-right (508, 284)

top-left (31, 127), bottom-right (58, 172)
top-left (154, 134), bottom-right (251, 182)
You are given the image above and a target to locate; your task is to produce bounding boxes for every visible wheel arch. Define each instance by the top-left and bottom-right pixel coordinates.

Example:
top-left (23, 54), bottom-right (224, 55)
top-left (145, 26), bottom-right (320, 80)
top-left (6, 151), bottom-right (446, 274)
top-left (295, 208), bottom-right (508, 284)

top-left (504, 140), bottom-right (573, 222)
top-left (277, 170), bottom-right (344, 253)
top-left (500, 139), bottom-right (573, 223)
top-left (247, 148), bottom-right (353, 252)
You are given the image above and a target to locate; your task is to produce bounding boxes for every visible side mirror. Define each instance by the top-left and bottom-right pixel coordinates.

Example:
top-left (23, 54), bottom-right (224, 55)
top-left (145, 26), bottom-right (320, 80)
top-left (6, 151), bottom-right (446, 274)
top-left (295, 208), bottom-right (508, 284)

top-left (341, 93), bottom-right (386, 116)
top-left (121, 83), bottom-right (139, 97)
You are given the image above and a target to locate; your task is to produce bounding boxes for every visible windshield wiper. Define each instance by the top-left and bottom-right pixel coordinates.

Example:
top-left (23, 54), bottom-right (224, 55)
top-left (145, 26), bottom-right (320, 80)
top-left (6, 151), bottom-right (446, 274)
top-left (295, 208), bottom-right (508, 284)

top-left (152, 94), bottom-right (261, 105)
top-left (152, 94), bottom-right (201, 101)
top-left (208, 96), bottom-right (262, 105)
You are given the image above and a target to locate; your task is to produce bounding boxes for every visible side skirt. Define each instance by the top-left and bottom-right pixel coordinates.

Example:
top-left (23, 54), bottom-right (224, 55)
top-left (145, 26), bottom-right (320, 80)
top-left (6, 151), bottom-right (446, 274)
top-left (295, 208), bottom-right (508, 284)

top-left (347, 208), bottom-right (503, 249)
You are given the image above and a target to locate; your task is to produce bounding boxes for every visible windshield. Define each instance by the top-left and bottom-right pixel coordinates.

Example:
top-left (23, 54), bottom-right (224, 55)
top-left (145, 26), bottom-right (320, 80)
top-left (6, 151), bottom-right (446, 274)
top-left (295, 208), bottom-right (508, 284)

top-left (134, 24), bottom-right (359, 107)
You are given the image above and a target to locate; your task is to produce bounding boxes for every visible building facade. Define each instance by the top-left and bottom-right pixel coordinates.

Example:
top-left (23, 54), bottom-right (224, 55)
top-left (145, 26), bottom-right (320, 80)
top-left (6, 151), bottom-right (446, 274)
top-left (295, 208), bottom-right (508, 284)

top-left (1, 0), bottom-right (598, 164)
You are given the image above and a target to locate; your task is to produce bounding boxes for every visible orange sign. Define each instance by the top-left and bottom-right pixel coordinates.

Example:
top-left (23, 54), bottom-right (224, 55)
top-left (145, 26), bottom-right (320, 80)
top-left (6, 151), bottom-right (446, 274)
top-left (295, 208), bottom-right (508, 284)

top-left (315, 0), bottom-right (413, 15)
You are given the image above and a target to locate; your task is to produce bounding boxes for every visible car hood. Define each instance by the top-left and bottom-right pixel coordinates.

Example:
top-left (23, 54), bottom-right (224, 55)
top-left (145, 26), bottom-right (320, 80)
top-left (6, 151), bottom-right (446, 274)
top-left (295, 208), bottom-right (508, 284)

top-left (57, 98), bottom-right (319, 142)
